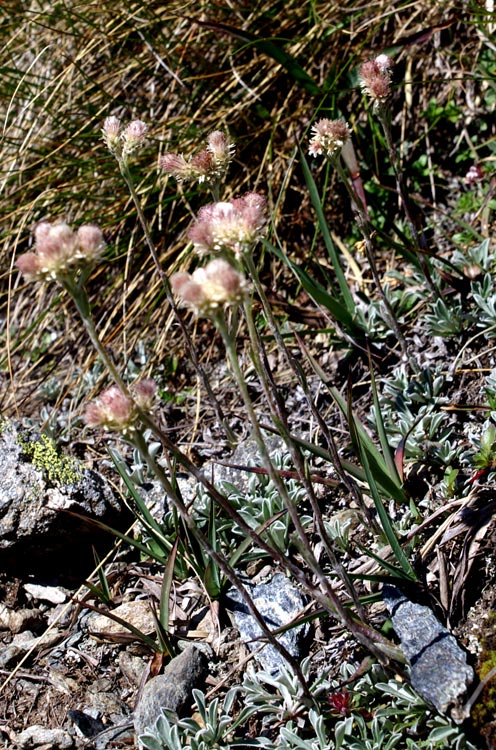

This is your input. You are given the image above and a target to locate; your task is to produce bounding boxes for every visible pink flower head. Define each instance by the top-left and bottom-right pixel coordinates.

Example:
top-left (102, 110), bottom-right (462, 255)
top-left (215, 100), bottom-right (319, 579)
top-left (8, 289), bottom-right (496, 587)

top-left (359, 56), bottom-right (393, 106)
top-left (207, 130), bottom-right (235, 165)
top-left (76, 225), bottom-right (106, 262)
top-left (375, 54), bottom-right (393, 73)
top-left (160, 153), bottom-right (189, 179)
top-left (328, 689), bottom-right (352, 716)
top-left (464, 164), bottom-right (484, 185)
top-left (16, 220), bottom-right (106, 282)
top-left (308, 118), bottom-right (351, 159)
top-left (84, 385), bottom-right (136, 434)
top-left (122, 119), bottom-right (148, 156)
top-left (102, 116), bottom-right (121, 153)
top-left (188, 192), bottom-right (267, 259)
top-left (171, 258), bottom-right (248, 316)
top-left (190, 148), bottom-right (216, 183)
top-left (161, 130), bottom-right (234, 185)
top-left (132, 378), bottom-right (158, 410)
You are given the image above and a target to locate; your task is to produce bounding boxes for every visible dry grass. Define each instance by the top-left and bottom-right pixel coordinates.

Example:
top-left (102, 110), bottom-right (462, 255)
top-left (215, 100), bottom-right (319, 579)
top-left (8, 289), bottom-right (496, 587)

top-left (0, 0), bottom-right (491, 429)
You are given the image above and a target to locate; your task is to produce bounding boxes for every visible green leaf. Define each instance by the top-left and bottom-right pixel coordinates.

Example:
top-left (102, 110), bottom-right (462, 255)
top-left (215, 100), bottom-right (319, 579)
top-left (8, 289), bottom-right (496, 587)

top-left (263, 238), bottom-right (360, 332)
top-left (160, 536), bottom-right (179, 633)
top-left (347, 403), bottom-right (416, 580)
top-left (91, 546), bottom-right (112, 604)
top-left (299, 146), bottom-right (357, 315)
top-left (186, 18), bottom-right (322, 96)
top-left (72, 597), bottom-right (160, 652)
top-left (330, 385), bottom-right (407, 505)
top-left (205, 498), bottom-right (222, 598)
top-left (367, 347), bottom-right (403, 488)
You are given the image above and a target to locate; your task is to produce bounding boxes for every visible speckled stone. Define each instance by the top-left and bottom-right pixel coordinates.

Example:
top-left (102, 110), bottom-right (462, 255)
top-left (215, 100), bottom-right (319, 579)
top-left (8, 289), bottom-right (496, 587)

top-left (87, 600), bottom-right (156, 637)
top-left (16, 725), bottom-right (74, 749)
top-left (383, 585), bottom-right (474, 714)
top-left (0, 419), bottom-right (131, 577)
top-left (227, 573), bottom-right (307, 675)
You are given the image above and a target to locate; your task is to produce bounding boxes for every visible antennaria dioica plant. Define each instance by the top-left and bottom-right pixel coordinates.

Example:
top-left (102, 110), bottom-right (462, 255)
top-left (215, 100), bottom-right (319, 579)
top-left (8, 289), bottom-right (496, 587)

top-left (11, 23), bottom-right (495, 746)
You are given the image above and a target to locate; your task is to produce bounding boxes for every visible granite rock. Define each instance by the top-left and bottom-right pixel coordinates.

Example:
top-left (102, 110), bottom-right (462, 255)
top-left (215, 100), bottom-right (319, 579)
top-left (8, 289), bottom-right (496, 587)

top-left (383, 585), bottom-right (474, 714)
top-left (0, 420), bottom-right (131, 576)
top-left (15, 724), bottom-right (74, 749)
top-left (227, 573), bottom-right (307, 675)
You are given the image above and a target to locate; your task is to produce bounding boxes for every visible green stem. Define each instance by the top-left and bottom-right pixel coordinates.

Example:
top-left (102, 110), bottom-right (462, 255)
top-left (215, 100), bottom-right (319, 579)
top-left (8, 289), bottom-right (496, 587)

top-left (64, 281), bottom-right (129, 393)
top-left (118, 161), bottom-right (236, 445)
top-left (213, 306), bottom-right (393, 660)
top-left (240, 256), bottom-right (364, 611)
top-left (376, 108), bottom-right (440, 298)
top-left (333, 159), bottom-right (409, 358)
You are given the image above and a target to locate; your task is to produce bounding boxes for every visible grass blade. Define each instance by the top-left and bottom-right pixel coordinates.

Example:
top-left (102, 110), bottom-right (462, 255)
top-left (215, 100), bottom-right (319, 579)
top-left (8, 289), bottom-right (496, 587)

top-left (263, 238), bottom-right (359, 332)
top-left (299, 146), bottom-right (357, 315)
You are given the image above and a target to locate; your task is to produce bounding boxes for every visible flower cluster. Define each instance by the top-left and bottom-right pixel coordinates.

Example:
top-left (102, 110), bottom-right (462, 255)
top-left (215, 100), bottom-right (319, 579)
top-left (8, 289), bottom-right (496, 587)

top-left (160, 130), bottom-right (235, 185)
top-left (16, 221), bottom-right (106, 282)
top-left (308, 118), bottom-right (351, 160)
top-left (84, 379), bottom-right (157, 435)
top-left (465, 164), bottom-right (484, 185)
top-left (171, 258), bottom-right (248, 316)
top-left (359, 55), bottom-right (393, 107)
top-left (188, 192), bottom-right (267, 259)
top-left (102, 116), bottom-right (148, 160)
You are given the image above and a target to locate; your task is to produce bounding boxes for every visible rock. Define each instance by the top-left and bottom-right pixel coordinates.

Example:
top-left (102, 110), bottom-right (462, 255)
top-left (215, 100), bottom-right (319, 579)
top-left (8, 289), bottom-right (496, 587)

top-left (67, 709), bottom-right (106, 738)
top-left (87, 600), bottom-right (156, 639)
top-left (227, 573), bottom-right (307, 675)
top-left (209, 434), bottom-right (284, 495)
top-left (8, 607), bottom-right (44, 634)
top-left (24, 583), bottom-right (68, 604)
top-left (118, 651), bottom-right (147, 686)
top-left (0, 629), bottom-right (62, 667)
top-left (0, 603), bottom-right (10, 629)
top-left (0, 420), bottom-right (132, 577)
top-left (133, 645), bottom-right (209, 737)
top-left (86, 677), bottom-right (130, 723)
top-left (383, 585), bottom-right (474, 715)
top-left (15, 724), bottom-right (74, 749)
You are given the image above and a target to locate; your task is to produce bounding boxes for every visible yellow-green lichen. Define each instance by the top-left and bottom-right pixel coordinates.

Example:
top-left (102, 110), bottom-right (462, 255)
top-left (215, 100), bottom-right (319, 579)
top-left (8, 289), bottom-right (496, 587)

top-left (471, 611), bottom-right (496, 730)
top-left (20, 433), bottom-right (82, 486)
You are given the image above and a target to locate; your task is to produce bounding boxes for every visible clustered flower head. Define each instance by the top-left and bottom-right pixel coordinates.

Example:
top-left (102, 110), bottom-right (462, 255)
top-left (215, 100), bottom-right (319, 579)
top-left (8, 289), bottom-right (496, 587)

top-left (464, 164), bottom-right (484, 185)
top-left (160, 130), bottom-right (235, 185)
top-left (308, 118), bottom-right (351, 160)
top-left (188, 192), bottom-right (267, 259)
top-left (359, 54), bottom-right (393, 107)
top-left (102, 116), bottom-right (148, 160)
top-left (16, 221), bottom-right (106, 282)
top-left (171, 258), bottom-right (248, 317)
top-left (84, 379), bottom-right (157, 435)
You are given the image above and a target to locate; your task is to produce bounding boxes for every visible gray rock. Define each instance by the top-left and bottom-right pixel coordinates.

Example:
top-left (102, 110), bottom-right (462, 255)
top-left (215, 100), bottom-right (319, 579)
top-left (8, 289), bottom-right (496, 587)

top-left (24, 583), bottom-right (68, 604)
top-left (227, 573), bottom-right (307, 675)
top-left (86, 677), bottom-right (130, 723)
top-left (15, 724), bottom-right (74, 749)
top-left (7, 607), bottom-right (44, 634)
top-left (0, 420), bottom-right (131, 576)
top-left (0, 629), bottom-right (62, 667)
top-left (118, 651), bottom-right (147, 686)
top-left (209, 434), bottom-right (284, 495)
top-left (133, 645), bottom-right (208, 737)
top-left (383, 585), bottom-right (474, 714)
